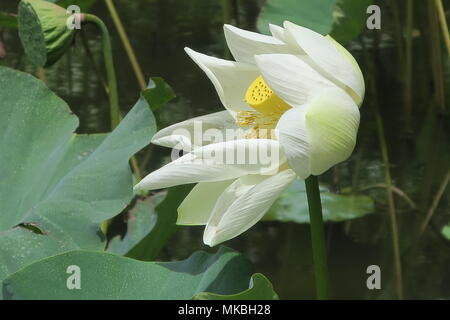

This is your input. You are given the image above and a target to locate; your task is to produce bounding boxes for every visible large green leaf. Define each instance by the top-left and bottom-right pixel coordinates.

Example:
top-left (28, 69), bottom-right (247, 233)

top-left (258, 0), bottom-right (337, 36)
top-left (142, 77), bottom-right (176, 112)
top-left (257, 0), bottom-right (371, 44)
top-left (2, 247), bottom-right (255, 299)
top-left (193, 273), bottom-right (279, 300)
top-left (264, 180), bottom-right (374, 223)
top-left (125, 185), bottom-right (193, 261)
top-left (330, 0), bottom-right (372, 44)
top-left (0, 66), bottom-right (155, 295)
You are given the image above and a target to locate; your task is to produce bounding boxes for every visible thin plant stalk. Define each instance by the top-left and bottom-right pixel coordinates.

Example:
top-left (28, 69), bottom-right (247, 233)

top-left (80, 29), bottom-right (109, 94)
top-left (419, 168), bottom-right (450, 237)
top-left (104, 0), bottom-right (147, 90)
top-left (304, 175), bottom-right (330, 300)
top-left (374, 112), bottom-right (403, 300)
top-left (404, 0), bottom-right (413, 132)
top-left (435, 0), bottom-right (450, 55)
top-left (429, 0), bottom-right (446, 112)
top-left (81, 14), bottom-right (142, 182)
top-left (221, 0), bottom-right (232, 59)
top-left (358, 184), bottom-right (416, 210)
top-left (82, 14), bottom-right (120, 128)
top-left (361, 36), bottom-right (403, 300)
top-left (36, 67), bottom-right (46, 82)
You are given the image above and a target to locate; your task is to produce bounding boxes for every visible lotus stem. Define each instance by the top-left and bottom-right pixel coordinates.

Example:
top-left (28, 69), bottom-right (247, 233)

top-left (81, 13), bottom-right (142, 183)
top-left (404, 0), bottom-right (413, 132)
top-left (419, 168), bottom-right (450, 237)
top-left (358, 183), bottom-right (416, 210)
top-left (221, 0), bottom-right (232, 59)
top-left (375, 112), bottom-right (403, 300)
top-left (361, 33), bottom-right (404, 300)
top-left (304, 175), bottom-right (330, 300)
top-left (104, 0), bottom-right (147, 90)
top-left (82, 14), bottom-right (120, 129)
top-left (435, 0), bottom-right (450, 56)
top-left (36, 67), bottom-right (46, 82)
top-left (80, 29), bottom-right (109, 94)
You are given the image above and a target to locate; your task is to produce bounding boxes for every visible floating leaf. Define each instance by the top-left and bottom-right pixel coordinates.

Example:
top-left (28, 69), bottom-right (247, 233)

top-left (264, 180), bottom-right (374, 223)
top-left (193, 273), bottom-right (279, 300)
top-left (2, 247), bottom-right (254, 300)
top-left (0, 66), bottom-right (155, 297)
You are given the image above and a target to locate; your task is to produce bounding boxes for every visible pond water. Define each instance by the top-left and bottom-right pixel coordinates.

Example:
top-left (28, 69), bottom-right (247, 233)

top-left (1, 0), bottom-right (449, 299)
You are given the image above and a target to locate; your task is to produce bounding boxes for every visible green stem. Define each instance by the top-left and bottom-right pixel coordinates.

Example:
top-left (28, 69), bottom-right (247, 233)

top-left (220, 0), bottom-right (232, 59)
top-left (435, 0), bottom-right (450, 56)
top-left (419, 168), bottom-right (450, 237)
top-left (360, 34), bottom-right (404, 300)
top-left (81, 13), bottom-right (142, 182)
top-left (82, 14), bottom-right (120, 129)
top-left (304, 175), bottom-right (330, 300)
top-left (404, 0), bottom-right (413, 132)
top-left (104, 0), bottom-right (147, 90)
top-left (375, 112), bottom-right (403, 300)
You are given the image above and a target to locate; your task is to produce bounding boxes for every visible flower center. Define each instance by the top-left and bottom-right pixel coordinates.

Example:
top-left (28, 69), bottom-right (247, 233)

top-left (236, 76), bottom-right (291, 139)
top-left (244, 75), bottom-right (291, 115)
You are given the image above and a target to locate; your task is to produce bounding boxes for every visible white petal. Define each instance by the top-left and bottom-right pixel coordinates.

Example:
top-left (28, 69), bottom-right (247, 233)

top-left (275, 106), bottom-right (311, 179)
top-left (283, 21), bottom-right (364, 104)
top-left (223, 24), bottom-right (293, 65)
top-left (177, 179), bottom-right (234, 226)
top-left (134, 139), bottom-right (285, 191)
top-left (192, 138), bottom-right (286, 176)
top-left (305, 88), bottom-right (360, 175)
top-left (254, 53), bottom-right (337, 107)
top-left (185, 47), bottom-right (259, 115)
top-left (326, 35), bottom-right (365, 106)
top-left (203, 169), bottom-right (296, 246)
top-left (269, 24), bottom-right (287, 42)
top-left (151, 111), bottom-right (241, 152)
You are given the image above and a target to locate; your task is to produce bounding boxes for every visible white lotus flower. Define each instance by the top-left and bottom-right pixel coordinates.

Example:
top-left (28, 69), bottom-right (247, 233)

top-left (134, 21), bottom-right (365, 247)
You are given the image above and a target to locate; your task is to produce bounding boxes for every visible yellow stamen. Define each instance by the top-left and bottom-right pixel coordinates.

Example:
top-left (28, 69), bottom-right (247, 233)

top-left (237, 75), bottom-right (292, 139)
top-left (244, 75), bottom-right (291, 115)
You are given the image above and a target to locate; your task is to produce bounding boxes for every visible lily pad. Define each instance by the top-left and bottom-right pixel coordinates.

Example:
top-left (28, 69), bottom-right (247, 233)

top-left (2, 247), bottom-right (254, 299)
top-left (264, 180), bottom-right (374, 223)
top-left (193, 273), bottom-right (279, 300)
top-left (0, 66), bottom-right (155, 296)
top-left (258, 0), bottom-right (371, 44)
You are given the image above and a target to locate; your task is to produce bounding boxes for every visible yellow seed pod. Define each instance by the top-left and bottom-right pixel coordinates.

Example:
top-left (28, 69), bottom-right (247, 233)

top-left (244, 75), bottom-right (291, 115)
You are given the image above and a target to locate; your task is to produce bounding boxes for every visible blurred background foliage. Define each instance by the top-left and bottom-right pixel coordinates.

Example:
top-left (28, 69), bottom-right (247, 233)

top-left (0, 0), bottom-right (450, 299)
